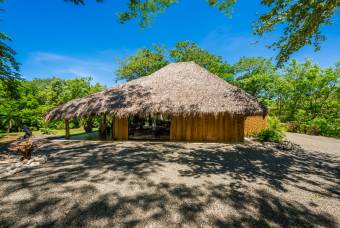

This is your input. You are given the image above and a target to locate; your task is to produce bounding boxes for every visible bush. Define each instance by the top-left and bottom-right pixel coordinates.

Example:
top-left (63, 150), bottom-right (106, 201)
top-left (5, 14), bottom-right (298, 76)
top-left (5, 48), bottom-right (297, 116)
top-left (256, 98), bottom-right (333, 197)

top-left (257, 116), bottom-right (286, 143)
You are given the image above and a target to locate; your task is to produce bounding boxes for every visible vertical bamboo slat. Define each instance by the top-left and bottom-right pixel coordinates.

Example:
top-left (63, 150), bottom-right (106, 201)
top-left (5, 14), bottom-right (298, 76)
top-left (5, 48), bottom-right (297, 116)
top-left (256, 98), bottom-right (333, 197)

top-left (218, 113), bottom-right (224, 141)
top-left (112, 117), bottom-right (128, 140)
top-left (239, 116), bottom-right (245, 141)
top-left (169, 113), bottom-right (245, 142)
top-left (244, 115), bottom-right (268, 136)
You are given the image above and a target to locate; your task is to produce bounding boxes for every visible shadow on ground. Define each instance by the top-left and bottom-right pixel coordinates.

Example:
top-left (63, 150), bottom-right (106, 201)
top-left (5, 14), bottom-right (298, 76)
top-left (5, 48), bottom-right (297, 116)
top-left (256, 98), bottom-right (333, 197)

top-left (0, 140), bottom-right (339, 227)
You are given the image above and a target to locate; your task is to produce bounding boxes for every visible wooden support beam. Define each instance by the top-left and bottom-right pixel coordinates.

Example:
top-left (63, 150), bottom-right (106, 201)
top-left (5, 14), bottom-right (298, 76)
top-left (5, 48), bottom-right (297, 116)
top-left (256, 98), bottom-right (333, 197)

top-left (65, 119), bottom-right (70, 139)
top-left (103, 114), bottom-right (107, 124)
top-left (112, 116), bottom-right (115, 140)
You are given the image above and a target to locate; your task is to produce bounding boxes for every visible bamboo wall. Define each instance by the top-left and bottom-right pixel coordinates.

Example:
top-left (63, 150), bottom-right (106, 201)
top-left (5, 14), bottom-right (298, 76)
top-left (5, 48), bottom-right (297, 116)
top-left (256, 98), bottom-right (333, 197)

top-left (244, 115), bottom-right (267, 136)
top-left (112, 117), bottom-right (128, 140)
top-left (170, 113), bottom-right (244, 142)
top-left (111, 114), bottom-right (265, 142)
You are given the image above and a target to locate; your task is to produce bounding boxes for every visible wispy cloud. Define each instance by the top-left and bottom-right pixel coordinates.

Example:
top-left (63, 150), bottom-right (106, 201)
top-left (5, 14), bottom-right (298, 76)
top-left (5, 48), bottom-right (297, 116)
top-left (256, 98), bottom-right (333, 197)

top-left (22, 51), bottom-right (125, 86)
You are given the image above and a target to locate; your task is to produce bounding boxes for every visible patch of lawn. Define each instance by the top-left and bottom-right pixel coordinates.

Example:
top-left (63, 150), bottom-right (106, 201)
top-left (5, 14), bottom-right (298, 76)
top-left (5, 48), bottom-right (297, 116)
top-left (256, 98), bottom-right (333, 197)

top-left (0, 128), bottom-right (98, 145)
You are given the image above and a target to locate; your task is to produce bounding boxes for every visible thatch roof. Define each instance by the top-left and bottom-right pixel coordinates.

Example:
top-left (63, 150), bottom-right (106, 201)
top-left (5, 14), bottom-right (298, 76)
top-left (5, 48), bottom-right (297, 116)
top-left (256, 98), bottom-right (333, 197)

top-left (46, 62), bottom-right (267, 120)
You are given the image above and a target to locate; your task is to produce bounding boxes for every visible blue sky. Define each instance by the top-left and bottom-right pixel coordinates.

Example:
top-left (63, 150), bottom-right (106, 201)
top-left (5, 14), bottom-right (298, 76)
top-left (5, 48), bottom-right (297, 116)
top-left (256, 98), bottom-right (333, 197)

top-left (2, 0), bottom-right (340, 86)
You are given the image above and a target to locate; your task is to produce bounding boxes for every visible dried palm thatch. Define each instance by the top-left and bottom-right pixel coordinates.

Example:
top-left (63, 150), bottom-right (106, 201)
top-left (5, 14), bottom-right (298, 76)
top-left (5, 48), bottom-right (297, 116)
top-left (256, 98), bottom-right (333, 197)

top-left (46, 62), bottom-right (267, 121)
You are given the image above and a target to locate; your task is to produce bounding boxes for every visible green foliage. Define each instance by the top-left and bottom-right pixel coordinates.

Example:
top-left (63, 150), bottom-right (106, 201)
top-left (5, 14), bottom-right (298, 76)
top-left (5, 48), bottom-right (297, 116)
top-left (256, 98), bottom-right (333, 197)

top-left (236, 58), bottom-right (340, 138)
top-left (118, 0), bottom-right (178, 27)
top-left (233, 57), bottom-right (278, 105)
top-left (118, 53), bottom-right (339, 138)
top-left (170, 41), bottom-right (234, 80)
top-left (116, 41), bottom-right (233, 81)
top-left (68, 0), bottom-right (337, 66)
top-left (254, 0), bottom-right (339, 66)
top-left (117, 45), bottom-right (168, 81)
top-left (67, 0), bottom-right (236, 27)
top-left (0, 32), bottom-right (20, 81)
top-left (0, 77), bottom-right (105, 133)
top-left (0, 0), bottom-right (20, 81)
top-left (257, 117), bottom-right (286, 143)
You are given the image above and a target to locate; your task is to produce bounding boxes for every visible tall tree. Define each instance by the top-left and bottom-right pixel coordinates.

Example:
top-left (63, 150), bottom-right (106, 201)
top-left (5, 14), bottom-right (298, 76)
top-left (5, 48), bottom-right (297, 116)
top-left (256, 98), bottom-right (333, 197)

top-left (116, 45), bottom-right (168, 81)
top-left (170, 41), bottom-right (234, 80)
top-left (233, 57), bottom-right (278, 104)
top-left (0, 0), bottom-right (20, 81)
top-left (116, 42), bottom-right (233, 81)
top-left (0, 32), bottom-right (20, 80)
top-left (0, 0), bottom-right (21, 100)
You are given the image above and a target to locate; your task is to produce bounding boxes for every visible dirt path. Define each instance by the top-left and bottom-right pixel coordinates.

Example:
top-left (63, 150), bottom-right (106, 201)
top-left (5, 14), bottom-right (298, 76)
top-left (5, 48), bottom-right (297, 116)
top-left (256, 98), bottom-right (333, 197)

top-left (286, 132), bottom-right (340, 155)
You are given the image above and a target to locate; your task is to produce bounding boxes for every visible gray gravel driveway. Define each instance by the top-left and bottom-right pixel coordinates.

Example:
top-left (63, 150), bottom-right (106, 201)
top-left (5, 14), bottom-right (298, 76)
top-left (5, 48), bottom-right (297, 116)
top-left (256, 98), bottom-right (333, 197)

top-left (0, 136), bottom-right (339, 227)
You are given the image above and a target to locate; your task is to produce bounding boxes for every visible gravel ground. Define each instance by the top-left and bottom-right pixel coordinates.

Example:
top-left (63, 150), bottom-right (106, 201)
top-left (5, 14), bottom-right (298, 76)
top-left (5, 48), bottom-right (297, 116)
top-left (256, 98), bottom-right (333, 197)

top-left (286, 132), bottom-right (340, 155)
top-left (0, 136), bottom-right (339, 227)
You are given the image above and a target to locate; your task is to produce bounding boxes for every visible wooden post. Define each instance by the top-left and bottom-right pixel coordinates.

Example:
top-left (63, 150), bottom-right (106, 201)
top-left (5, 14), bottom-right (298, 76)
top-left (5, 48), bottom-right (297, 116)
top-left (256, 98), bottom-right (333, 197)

top-left (103, 114), bottom-right (107, 125)
top-left (112, 116), bottom-right (115, 140)
top-left (65, 119), bottom-right (70, 139)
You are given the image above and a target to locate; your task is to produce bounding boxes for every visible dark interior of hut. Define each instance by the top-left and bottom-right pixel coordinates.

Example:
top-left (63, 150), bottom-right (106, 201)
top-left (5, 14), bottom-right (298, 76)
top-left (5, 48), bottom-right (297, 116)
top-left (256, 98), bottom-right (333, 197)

top-left (128, 115), bottom-right (171, 140)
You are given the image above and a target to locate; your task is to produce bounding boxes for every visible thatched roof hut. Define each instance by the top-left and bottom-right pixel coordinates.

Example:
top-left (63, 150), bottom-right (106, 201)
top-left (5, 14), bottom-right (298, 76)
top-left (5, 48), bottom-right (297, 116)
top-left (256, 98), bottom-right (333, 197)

top-left (46, 62), bottom-right (267, 142)
top-left (46, 62), bottom-right (266, 120)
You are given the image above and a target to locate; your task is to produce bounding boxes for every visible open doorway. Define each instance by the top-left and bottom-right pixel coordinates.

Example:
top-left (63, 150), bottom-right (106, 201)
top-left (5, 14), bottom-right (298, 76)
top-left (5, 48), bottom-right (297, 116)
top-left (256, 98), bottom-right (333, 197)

top-left (128, 115), bottom-right (170, 140)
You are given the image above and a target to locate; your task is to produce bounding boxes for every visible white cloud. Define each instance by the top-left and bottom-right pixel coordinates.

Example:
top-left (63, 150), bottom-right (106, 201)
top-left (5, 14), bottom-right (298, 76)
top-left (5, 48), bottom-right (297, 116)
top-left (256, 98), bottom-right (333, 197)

top-left (22, 51), bottom-right (120, 86)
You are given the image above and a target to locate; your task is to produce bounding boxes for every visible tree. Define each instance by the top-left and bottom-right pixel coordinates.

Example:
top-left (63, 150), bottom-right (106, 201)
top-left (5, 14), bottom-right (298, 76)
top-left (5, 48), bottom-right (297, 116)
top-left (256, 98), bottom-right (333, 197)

top-left (66, 0), bottom-right (236, 27)
top-left (67, 0), bottom-right (338, 66)
top-left (116, 41), bottom-right (233, 81)
top-left (116, 45), bottom-right (168, 81)
top-left (270, 59), bottom-right (340, 136)
top-left (170, 41), bottom-right (234, 80)
top-left (0, 76), bottom-right (106, 132)
top-left (233, 57), bottom-right (339, 137)
top-left (254, 0), bottom-right (339, 66)
top-left (0, 1), bottom-right (21, 98)
top-left (0, 32), bottom-right (20, 80)
top-left (233, 57), bottom-right (277, 104)
top-left (278, 59), bottom-right (339, 120)
top-left (0, 0), bottom-right (20, 81)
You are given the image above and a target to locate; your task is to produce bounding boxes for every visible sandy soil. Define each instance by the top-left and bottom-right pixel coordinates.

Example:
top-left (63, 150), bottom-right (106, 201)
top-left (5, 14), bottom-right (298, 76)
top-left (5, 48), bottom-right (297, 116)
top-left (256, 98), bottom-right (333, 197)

top-left (0, 136), bottom-right (339, 227)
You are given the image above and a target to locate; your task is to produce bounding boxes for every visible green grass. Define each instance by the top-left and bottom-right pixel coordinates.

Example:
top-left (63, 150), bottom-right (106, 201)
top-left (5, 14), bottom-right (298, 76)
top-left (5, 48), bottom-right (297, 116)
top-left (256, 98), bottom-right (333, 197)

top-left (0, 128), bottom-right (98, 145)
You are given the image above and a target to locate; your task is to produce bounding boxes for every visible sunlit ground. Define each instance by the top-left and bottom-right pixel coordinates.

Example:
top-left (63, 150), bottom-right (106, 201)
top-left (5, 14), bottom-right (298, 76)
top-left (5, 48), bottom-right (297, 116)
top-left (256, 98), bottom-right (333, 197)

top-left (0, 135), bottom-right (339, 227)
top-left (0, 128), bottom-right (95, 145)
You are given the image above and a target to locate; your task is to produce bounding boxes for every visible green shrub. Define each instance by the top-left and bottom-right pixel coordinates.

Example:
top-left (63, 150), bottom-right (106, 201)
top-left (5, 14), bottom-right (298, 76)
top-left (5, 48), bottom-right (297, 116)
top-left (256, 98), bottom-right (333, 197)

top-left (257, 116), bottom-right (286, 143)
top-left (308, 117), bottom-right (340, 137)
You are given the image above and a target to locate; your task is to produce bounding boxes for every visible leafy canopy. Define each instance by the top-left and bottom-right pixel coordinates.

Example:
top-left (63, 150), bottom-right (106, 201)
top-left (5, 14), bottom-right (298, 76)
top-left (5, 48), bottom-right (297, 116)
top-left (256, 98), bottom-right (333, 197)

top-left (65, 0), bottom-right (236, 27)
top-left (236, 58), bottom-right (339, 137)
top-left (67, 0), bottom-right (339, 66)
top-left (0, 77), bottom-right (105, 132)
top-left (116, 41), bottom-right (234, 81)
top-left (0, 0), bottom-right (20, 81)
top-left (233, 57), bottom-right (278, 103)
top-left (116, 45), bottom-right (168, 81)
top-left (254, 0), bottom-right (339, 66)
top-left (170, 41), bottom-right (234, 80)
